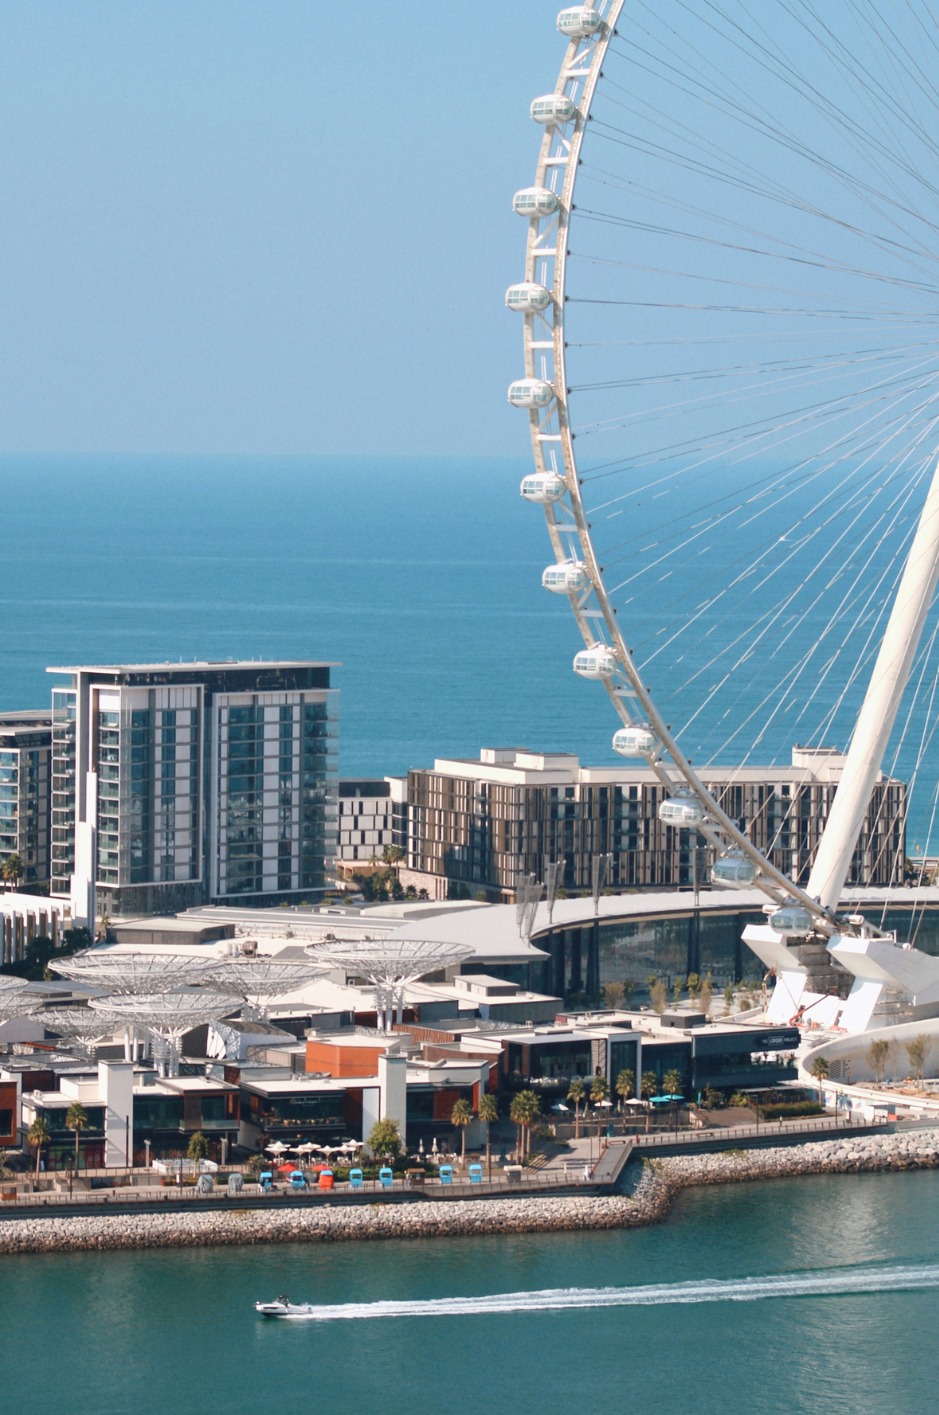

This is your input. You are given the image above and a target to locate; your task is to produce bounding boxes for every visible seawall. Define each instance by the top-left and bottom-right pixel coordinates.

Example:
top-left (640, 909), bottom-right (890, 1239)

top-left (2, 1128), bottom-right (938, 1256)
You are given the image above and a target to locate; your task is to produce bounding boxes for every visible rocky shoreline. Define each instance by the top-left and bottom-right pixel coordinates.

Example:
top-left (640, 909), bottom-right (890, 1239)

top-left (2, 1128), bottom-right (939, 1256)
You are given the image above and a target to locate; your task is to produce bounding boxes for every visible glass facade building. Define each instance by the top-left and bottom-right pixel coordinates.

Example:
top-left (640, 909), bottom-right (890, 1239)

top-left (47, 662), bottom-right (338, 914)
top-left (0, 711), bottom-right (52, 888)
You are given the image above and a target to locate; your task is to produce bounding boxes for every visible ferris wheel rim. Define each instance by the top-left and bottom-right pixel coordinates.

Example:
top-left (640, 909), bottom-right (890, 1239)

top-left (513, 1), bottom-right (837, 929)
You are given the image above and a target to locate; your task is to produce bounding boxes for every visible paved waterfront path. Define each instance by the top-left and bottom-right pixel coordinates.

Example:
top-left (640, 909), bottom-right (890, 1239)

top-left (3, 1128), bottom-right (939, 1255)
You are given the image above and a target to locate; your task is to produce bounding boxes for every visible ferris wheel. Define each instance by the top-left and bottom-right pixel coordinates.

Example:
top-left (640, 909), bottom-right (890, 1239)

top-left (507, 3), bottom-right (939, 940)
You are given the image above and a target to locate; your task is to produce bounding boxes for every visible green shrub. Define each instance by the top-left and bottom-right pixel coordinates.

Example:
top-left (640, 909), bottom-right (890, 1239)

top-left (758, 1100), bottom-right (824, 1120)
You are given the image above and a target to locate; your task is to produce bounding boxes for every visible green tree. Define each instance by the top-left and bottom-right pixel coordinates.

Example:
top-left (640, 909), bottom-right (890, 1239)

top-left (367, 1118), bottom-right (402, 1162)
top-left (699, 973), bottom-right (713, 1017)
top-left (381, 844), bottom-right (404, 865)
top-left (567, 1076), bottom-right (586, 1138)
top-left (478, 1092), bottom-right (499, 1180)
top-left (809, 1055), bottom-right (830, 1104)
top-left (672, 975), bottom-right (685, 1006)
top-left (187, 1131), bottom-right (209, 1163)
top-left (65, 1102), bottom-right (88, 1169)
top-left (723, 980), bottom-right (736, 1013)
top-left (450, 1098), bottom-right (473, 1167)
top-left (1, 853), bottom-right (24, 890)
top-left (867, 1038), bottom-right (890, 1084)
top-left (622, 977), bottom-right (639, 1007)
top-left (686, 973), bottom-right (700, 1004)
top-left (28, 1116), bottom-right (51, 1184)
top-left (906, 1035), bottom-right (931, 1081)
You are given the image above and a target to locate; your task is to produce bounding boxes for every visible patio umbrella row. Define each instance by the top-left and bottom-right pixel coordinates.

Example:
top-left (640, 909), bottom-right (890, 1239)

top-left (264, 1140), bottom-right (360, 1157)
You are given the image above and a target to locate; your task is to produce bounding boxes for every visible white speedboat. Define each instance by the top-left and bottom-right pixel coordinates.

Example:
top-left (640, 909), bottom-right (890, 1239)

top-left (255, 1295), bottom-right (313, 1318)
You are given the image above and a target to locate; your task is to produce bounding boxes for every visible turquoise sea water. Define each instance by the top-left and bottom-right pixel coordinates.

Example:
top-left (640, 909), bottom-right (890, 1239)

top-left (4, 453), bottom-right (938, 848)
top-left (3, 1170), bottom-right (939, 1414)
top-left (3, 454), bottom-right (938, 853)
top-left (3, 457), bottom-right (939, 1407)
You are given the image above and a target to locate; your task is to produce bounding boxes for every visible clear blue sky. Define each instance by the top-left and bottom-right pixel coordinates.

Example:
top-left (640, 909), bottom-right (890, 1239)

top-left (0, 1), bottom-right (561, 456)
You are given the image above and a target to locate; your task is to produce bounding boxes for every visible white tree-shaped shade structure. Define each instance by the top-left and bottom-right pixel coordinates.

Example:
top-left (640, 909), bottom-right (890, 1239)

top-left (50, 952), bottom-right (217, 992)
top-left (306, 939), bottom-right (474, 1032)
top-left (199, 960), bottom-right (330, 1019)
top-left (88, 992), bottom-right (237, 1076)
top-left (0, 989), bottom-right (42, 1023)
top-left (36, 1007), bottom-right (112, 1058)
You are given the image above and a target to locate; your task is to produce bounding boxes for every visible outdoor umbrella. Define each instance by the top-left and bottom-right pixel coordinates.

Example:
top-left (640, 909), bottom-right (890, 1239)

top-left (265, 1140), bottom-right (290, 1155)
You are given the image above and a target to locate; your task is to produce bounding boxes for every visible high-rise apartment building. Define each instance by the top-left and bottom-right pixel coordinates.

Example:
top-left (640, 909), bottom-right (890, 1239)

top-left (49, 662), bottom-right (337, 919)
top-left (0, 711), bottom-right (52, 888)
top-left (405, 747), bottom-right (906, 902)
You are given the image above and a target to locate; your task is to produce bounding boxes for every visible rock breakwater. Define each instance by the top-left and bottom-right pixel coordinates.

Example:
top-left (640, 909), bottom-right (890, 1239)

top-left (2, 1129), bottom-right (937, 1256)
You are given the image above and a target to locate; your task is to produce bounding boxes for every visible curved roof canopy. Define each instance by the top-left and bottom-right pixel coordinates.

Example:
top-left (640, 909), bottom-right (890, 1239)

top-left (88, 991), bottom-right (236, 1035)
top-left (306, 938), bottom-right (473, 987)
top-left (51, 952), bottom-right (215, 994)
top-left (199, 959), bottom-right (328, 1002)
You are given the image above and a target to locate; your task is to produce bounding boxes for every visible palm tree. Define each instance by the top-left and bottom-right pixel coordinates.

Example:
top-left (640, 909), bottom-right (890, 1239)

top-left (1, 853), bottom-right (24, 890)
top-left (615, 1067), bottom-right (635, 1130)
top-left (509, 1090), bottom-right (541, 1161)
top-left (662, 1068), bottom-right (685, 1134)
top-left (567, 1077), bottom-right (586, 1138)
top-left (478, 1093), bottom-right (499, 1180)
top-left (640, 1070), bottom-right (657, 1133)
top-left (810, 1055), bottom-right (830, 1105)
top-left (28, 1116), bottom-right (51, 1184)
top-left (662, 1068), bottom-right (684, 1098)
top-left (509, 1093), bottom-right (526, 1160)
top-left (451, 1098), bottom-right (473, 1168)
top-left (65, 1102), bottom-right (88, 1169)
top-left (589, 1073), bottom-right (610, 1140)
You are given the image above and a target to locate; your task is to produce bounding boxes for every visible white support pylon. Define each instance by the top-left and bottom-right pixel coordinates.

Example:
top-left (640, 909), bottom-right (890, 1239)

top-left (809, 457), bottom-right (939, 913)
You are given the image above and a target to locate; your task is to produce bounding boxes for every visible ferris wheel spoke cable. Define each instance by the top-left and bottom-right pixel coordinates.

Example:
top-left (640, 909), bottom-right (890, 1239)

top-left (568, 342), bottom-right (937, 401)
top-left (577, 158), bottom-right (939, 291)
top-left (575, 365), bottom-right (939, 468)
top-left (595, 370), bottom-right (938, 572)
top-left (622, 404), bottom-right (935, 687)
top-left (675, 0), bottom-right (939, 194)
top-left (576, 352), bottom-right (939, 466)
top-left (510, 1), bottom-right (939, 924)
top-left (592, 54), bottom-right (939, 265)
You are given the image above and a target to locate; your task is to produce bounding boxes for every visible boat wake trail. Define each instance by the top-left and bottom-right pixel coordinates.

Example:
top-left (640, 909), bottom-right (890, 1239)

top-left (282, 1263), bottom-right (939, 1321)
